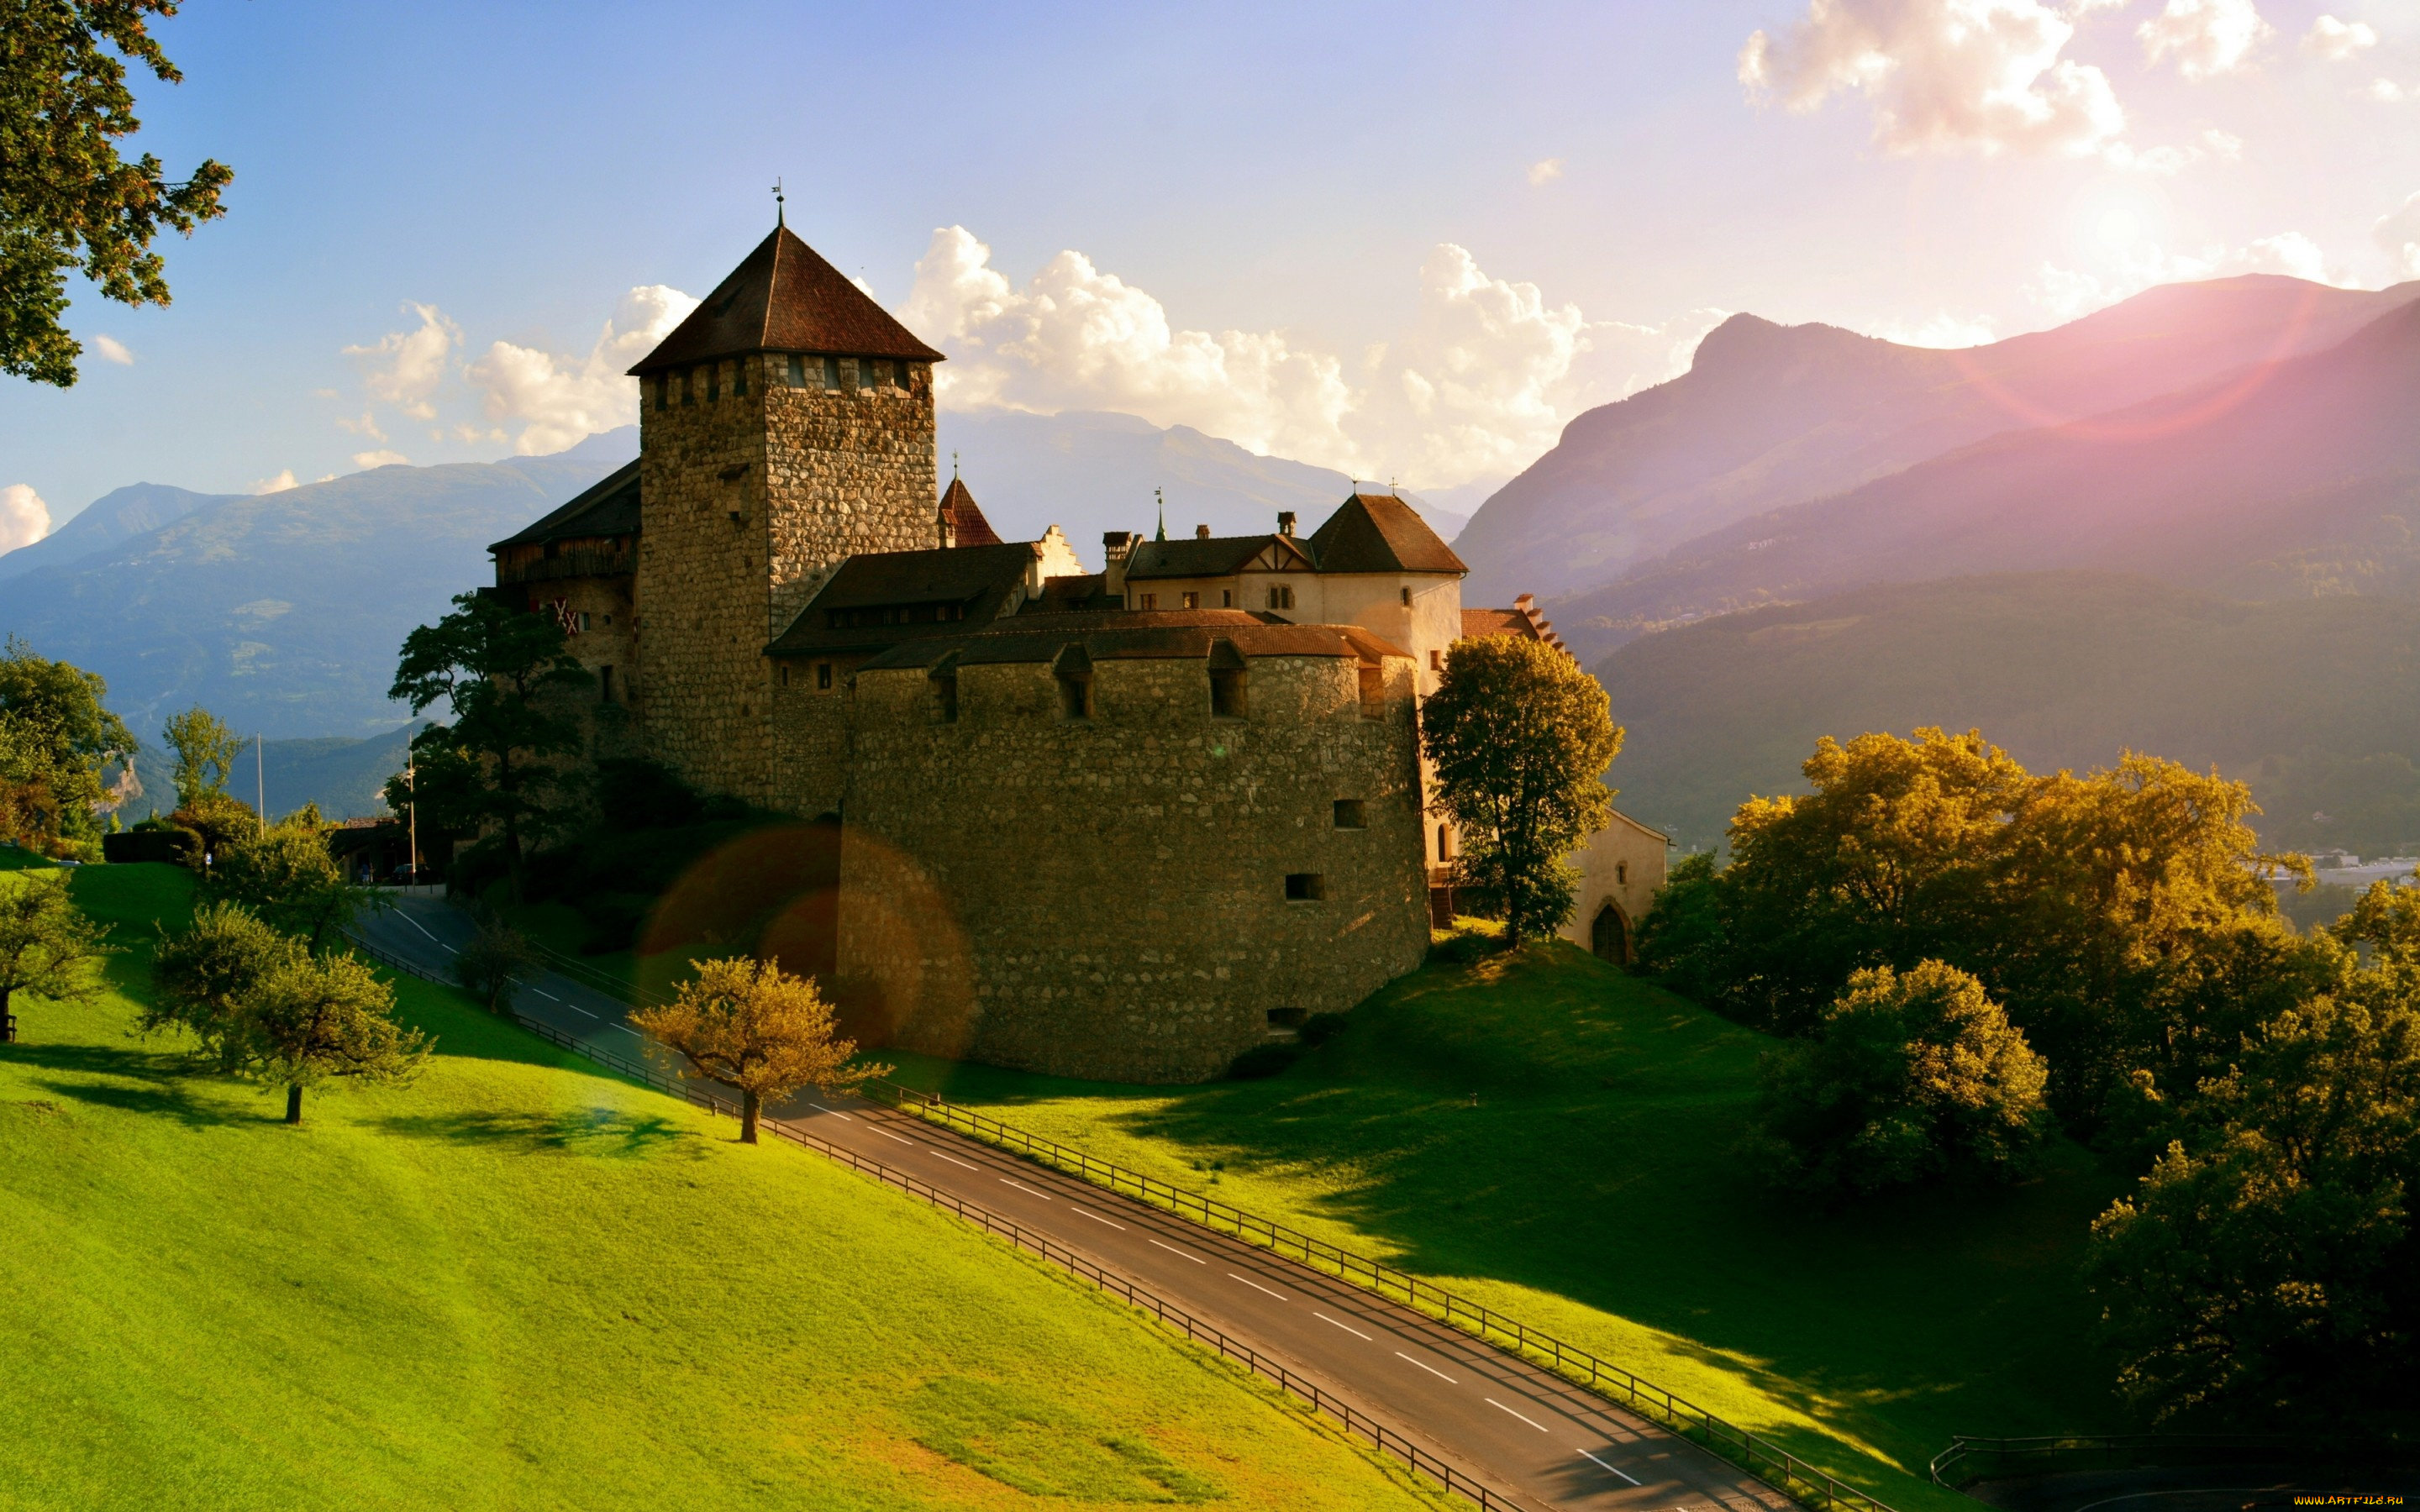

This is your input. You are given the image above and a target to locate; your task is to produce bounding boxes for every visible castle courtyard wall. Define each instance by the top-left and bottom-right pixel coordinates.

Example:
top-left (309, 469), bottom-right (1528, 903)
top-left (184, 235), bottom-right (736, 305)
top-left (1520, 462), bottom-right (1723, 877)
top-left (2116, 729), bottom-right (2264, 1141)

top-left (836, 652), bottom-right (1431, 1082)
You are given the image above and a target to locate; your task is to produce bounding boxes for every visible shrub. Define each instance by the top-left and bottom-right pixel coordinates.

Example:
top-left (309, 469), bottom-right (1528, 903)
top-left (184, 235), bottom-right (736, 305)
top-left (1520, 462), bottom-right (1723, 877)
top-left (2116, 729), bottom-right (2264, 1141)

top-left (1747, 959), bottom-right (2052, 1199)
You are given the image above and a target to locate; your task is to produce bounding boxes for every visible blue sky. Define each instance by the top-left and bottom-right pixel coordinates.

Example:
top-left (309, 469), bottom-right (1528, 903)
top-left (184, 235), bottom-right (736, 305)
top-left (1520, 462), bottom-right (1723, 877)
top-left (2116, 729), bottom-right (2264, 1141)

top-left (5, 0), bottom-right (2418, 534)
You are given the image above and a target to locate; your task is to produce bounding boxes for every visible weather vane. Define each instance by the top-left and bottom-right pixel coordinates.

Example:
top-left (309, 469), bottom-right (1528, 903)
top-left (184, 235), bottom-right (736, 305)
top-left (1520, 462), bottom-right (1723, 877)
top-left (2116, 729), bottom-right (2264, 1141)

top-left (771, 176), bottom-right (785, 228)
top-left (951, 449), bottom-right (960, 480)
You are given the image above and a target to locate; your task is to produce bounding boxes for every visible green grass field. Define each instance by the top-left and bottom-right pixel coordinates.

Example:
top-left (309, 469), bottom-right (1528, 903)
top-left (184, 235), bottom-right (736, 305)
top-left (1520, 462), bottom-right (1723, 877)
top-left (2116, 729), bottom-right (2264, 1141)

top-left (0, 860), bottom-right (1446, 1512)
top-left (885, 938), bottom-right (2131, 1512)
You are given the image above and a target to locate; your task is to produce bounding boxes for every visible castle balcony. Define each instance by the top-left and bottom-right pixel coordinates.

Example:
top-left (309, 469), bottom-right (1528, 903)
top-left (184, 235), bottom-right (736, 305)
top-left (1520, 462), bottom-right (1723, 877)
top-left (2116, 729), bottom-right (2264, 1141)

top-left (496, 548), bottom-right (634, 586)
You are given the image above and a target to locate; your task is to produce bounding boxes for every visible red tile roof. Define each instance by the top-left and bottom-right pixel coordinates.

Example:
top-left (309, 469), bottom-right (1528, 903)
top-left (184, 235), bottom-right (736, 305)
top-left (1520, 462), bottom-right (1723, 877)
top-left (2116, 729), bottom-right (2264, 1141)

top-left (629, 227), bottom-right (946, 375)
top-left (939, 476), bottom-right (1002, 546)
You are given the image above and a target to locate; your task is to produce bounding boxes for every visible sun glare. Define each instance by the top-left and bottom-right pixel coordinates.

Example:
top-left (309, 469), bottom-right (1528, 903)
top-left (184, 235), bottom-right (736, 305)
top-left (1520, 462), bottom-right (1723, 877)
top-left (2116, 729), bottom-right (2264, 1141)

top-left (2094, 204), bottom-right (2142, 252)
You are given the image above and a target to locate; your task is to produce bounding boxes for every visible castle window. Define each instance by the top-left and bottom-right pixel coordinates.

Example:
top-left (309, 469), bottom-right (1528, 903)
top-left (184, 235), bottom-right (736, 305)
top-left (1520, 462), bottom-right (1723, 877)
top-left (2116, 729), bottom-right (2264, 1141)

top-left (1358, 664), bottom-right (1384, 719)
top-left (817, 663), bottom-right (833, 690)
top-left (1402, 586), bottom-right (1413, 606)
top-left (1333, 800), bottom-right (1365, 829)
top-left (706, 363), bottom-right (721, 402)
top-left (1265, 585), bottom-right (1294, 612)
top-left (1221, 590), bottom-right (1232, 607)
top-left (600, 665), bottom-right (614, 703)
top-left (1429, 649), bottom-right (1442, 672)
top-left (1209, 640), bottom-right (1247, 719)
top-left (1617, 860), bottom-right (1628, 885)
top-left (1284, 873), bottom-right (1326, 901)
top-left (1181, 591), bottom-right (1198, 610)
top-left (931, 664), bottom-right (960, 723)
top-left (822, 355), bottom-right (840, 388)
top-left (1055, 646), bottom-right (1094, 720)
top-left (780, 664), bottom-right (789, 687)
top-left (787, 354), bottom-right (806, 387)
top-left (578, 612), bottom-right (591, 632)
top-left (1137, 592), bottom-right (1157, 610)
top-left (1438, 825), bottom-right (1454, 860)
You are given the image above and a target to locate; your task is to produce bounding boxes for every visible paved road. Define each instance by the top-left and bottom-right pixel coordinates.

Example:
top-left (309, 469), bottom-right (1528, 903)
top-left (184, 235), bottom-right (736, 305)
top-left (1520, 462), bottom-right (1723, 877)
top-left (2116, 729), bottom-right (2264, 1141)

top-left (355, 896), bottom-right (1802, 1512)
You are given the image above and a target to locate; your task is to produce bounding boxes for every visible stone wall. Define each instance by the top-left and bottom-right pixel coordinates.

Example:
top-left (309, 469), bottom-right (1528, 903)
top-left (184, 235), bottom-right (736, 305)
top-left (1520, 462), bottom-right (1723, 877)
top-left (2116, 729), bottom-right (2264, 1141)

top-left (836, 649), bottom-right (1431, 1082)
top-left (634, 353), bottom-right (938, 803)
top-left (766, 651), bottom-right (868, 818)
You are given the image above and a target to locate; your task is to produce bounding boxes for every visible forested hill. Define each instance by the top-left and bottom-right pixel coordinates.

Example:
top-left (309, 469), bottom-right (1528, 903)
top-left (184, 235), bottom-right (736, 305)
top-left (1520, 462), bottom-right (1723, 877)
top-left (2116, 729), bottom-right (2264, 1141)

top-left (1556, 293), bottom-right (2420, 664)
top-left (1599, 572), bottom-right (2420, 858)
top-left (1452, 275), bottom-right (2420, 606)
top-left (0, 456), bottom-right (622, 738)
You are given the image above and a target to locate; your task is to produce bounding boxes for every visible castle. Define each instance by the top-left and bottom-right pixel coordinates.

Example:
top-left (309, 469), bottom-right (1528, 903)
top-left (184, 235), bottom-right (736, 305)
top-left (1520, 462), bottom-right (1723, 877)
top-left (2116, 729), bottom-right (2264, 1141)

top-left (488, 223), bottom-right (1665, 1081)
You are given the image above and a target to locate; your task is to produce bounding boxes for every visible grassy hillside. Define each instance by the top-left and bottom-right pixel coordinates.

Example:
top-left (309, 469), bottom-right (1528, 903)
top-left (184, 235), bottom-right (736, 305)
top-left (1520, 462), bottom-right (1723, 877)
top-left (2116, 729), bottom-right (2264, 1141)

top-left (0, 860), bottom-right (1442, 1512)
top-left (1596, 571), bottom-right (2420, 855)
top-left (885, 940), bottom-right (2127, 1512)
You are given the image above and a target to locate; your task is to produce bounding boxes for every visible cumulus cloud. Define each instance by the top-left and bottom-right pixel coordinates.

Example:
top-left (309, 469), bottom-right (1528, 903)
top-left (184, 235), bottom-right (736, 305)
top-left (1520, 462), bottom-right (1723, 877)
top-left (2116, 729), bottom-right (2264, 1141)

top-left (1527, 158), bottom-right (1565, 186)
top-left (2139, 0), bottom-right (2272, 79)
top-left (899, 225), bottom-right (1720, 488)
top-left (2304, 14), bottom-right (2378, 60)
top-left (249, 470), bottom-right (297, 495)
top-left (2366, 77), bottom-right (2419, 102)
top-left (351, 449), bottom-right (409, 470)
top-left (343, 303), bottom-right (460, 421)
top-left (466, 284), bottom-right (701, 454)
top-left (2031, 230), bottom-right (2355, 318)
top-left (2377, 192), bottom-right (2420, 278)
top-left (0, 484), bottom-right (50, 554)
top-left (92, 334), bottom-right (134, 365)
top-left (1739, 0), bottom-right (2127, 158)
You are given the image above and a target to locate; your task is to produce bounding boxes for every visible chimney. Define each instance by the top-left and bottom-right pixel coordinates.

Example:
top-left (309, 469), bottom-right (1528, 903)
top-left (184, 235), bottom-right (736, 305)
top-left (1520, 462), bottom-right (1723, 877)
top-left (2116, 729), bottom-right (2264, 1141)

top-left (1102, 530), bottom-right (1140, 596)
top-left (1195, 523), bottom-right (1210, 539)
top-left (1277, 511), bottom-right (1297, 537)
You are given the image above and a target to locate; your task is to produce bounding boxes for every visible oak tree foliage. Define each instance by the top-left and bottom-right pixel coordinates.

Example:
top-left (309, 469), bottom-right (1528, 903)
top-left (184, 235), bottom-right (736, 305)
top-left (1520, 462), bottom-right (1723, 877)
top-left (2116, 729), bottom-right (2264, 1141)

top-left (0, 638), bottom-right (136, 849)
top-left (1420, 635), bottom-right (1623, 944)
top-left (2, 0), bottom-right (233, 386)
top-left (162, 704), bottom-right (241, 810)
top-left (207, 821), bottom-right (381, 951)
top-left (0, 869), bottom-right (112, 1041)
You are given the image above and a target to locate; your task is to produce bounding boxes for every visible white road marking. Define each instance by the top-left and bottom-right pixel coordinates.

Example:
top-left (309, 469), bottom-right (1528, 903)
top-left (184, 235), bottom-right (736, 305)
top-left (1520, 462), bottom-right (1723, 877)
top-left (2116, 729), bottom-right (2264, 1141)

top-left (808, 1102), bottom-right (856, 1121)
top-left (872, 1128), bottom-right (917, 1147)
top-left (611, 1024), bottom-right (641, 1037)
top-left (1228, 1273), bottom-right (1288, 1301)
top-left (1579, 1449), bottom-right (1642, 1485)
top-left (928, 1148), bottom-right (982, 1171)
top-left (1313, 1310), bottom-right (1372, 1341)
top-left (1001, 1179), bottom-right (1052, 1200)
top-left (562, 1004), bottom-right (597, 1018)
top-left (1149, 1238), bottom-right (1206, 1264)
top-left (399, 914), bottom-right (457, 953)
top-left (1486, 1398), bottom-right (1550, 1433)
top-left (1396, 1352), bottom-right (1458, 1383)
top-left (533, 990), bottom-right (560, 1002)
top-left (1071, 1206), bottom-right (1127, 1231)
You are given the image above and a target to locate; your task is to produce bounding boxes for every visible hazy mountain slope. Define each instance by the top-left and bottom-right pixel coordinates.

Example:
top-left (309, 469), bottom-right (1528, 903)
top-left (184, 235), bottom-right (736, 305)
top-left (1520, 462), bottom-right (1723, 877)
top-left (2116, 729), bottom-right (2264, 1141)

top-left (0, 458), bottom-right (619, 738)
top-left (1599, 572), bottom-right (2420, 858)
top-left (1455, 276), bottom-right (2420, 603)
top-left (1556, 297), bottom-right (2420, 662)
top-left (123, 724), bottom-right (422, 823)
top-left (938, 407), bottom-right (1466, 547)
top-left (0, 483), bottom-right (236, 581)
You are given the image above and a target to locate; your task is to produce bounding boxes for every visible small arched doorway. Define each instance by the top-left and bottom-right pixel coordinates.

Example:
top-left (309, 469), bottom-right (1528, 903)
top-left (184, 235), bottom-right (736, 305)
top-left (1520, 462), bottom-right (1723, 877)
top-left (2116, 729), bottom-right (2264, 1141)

top-left (1591, 900), bottom-right (1629, 964)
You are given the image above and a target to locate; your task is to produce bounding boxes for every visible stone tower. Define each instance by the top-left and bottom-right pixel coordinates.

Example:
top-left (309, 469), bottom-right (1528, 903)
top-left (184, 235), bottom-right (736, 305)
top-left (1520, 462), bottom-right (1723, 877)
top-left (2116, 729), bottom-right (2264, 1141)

top-left (626, 225), bottom-right (945, 801)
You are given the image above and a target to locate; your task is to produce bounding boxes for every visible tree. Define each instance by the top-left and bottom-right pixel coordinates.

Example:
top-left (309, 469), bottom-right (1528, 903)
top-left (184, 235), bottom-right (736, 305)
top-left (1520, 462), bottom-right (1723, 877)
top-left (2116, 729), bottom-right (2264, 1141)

top-left (0, 713), bottom-right (65, 852)
top-left (208, 824), bottom-right (381, 951)
top-left (233, 949), bottom-right (429, 1124)
top-left (0, 869), bottom-right (112, 1041)
top-left (2086, 992), bottom-right (2419, 1425)
top-left (631, 957), bottom-right (888, 1143)
top-left (2, 0), bottom-right (232, 386)
top-left (0, 638), bottom-right (136, 846)
top-left (145, 900), bottom-right (298, 1069)
top-left (1746, 959), bottom-right (2051, 1200)
top-left (453, 911), bottom-right (540, 1015)
top-left (162, 705), bottom-right (242, 810)
top-left (388, 592), bottom-right (590, 901)
top-left (1420, 635), bottom-right (1623, 944)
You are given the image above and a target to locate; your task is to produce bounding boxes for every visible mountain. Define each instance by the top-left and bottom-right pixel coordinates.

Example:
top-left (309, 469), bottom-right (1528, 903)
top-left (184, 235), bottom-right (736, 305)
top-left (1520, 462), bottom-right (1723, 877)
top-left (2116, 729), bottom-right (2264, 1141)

top-left (1555, 294), bottom-right (2420, 663)
top-left (0, 482), bottom-right (236, 581)
top-left (936, 407), bottom-right (1467, 546)
top-left (1598, 572), bottom-right (2420, 858)
top-left (0, 457), bottom-right (623, 738)
top-left (1455, 276), bottom-right (2420, 605)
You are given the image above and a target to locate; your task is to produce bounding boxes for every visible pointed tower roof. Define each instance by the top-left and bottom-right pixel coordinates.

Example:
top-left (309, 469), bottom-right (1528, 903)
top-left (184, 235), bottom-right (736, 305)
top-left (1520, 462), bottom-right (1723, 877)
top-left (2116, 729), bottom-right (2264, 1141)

top-left (939, 476), bottom-right (1003, 547)
top-left (1306, 491), bottom-right (1466, 575)
top-left (628, 226), bottom-right (945, 375)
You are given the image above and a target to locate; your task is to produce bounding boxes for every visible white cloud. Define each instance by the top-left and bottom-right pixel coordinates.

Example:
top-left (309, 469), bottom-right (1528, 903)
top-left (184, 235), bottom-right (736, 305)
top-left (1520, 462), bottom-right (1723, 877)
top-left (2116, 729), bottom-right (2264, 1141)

top-left (350, 449), bottom-right (409, 470)
top-left (343, 302), bottom-right (460, 422)
top-left (1869, 312), bottom-right (2001, 346)
top-left (1739, 0), bottom-right (2128, 158)
top-left (2376, 192), bottom-right (2420, 278)
top-left (466, 284), bottom-right (701, 455)
top-left (2366, 76), bottom-right (2419, 102)
top-left (2303, 15), bottom-right (2378, 60)
top-left (900, 224), bottom-right (1720, 489)
top-left (249, 470), bottom-right (297, 495)
top-left (2139, 0), bottom-right (2273, 79)
top-left (92, 334), bottom-right (134, 365)
top-left (0, 485), bottom-right (50, 554)
top-left (2030, 230), bottom-right (2357, 318)
top-left (2199, 126), bottom-right (2244, 160)
top-left (1527, 157), bottom-right (1565, 186)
